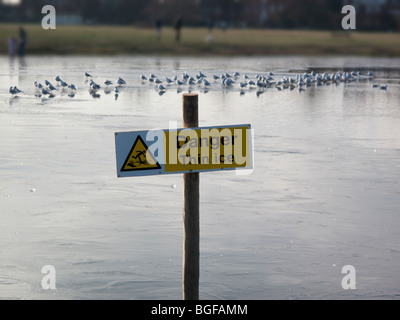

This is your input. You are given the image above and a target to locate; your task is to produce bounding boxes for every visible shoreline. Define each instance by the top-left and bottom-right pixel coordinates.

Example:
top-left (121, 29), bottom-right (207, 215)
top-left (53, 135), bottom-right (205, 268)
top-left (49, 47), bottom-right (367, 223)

top-left (1, 24), bottom-right (400, 57)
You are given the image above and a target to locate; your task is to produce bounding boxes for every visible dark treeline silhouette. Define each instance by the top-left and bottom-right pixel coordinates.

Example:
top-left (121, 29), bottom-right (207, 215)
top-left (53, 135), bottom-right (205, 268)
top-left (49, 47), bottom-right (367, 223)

top-left (1, 0), bottom-right (400, 31)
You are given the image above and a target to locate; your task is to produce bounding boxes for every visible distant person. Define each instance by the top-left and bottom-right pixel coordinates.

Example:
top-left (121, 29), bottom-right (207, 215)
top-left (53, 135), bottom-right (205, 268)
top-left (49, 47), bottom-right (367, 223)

top-left (207, 19), bottom-right (214, 33)
top-left (18, 27), bottom-right (28, 57)
top-left (156, 19), bottom-right (163, 41)
top-left (206, 20), bottom-right (214, 43)
top-left (174, 16), bottom-right (183, 42)
top-left (7, 36), bottom-right (17, 57)
top-left (220, 21), bottom-right (227, 32)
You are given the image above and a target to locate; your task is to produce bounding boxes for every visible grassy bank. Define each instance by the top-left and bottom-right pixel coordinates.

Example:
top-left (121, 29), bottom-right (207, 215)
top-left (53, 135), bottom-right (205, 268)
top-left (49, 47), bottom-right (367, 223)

top-left (1, 24), bottom-right (400, 56)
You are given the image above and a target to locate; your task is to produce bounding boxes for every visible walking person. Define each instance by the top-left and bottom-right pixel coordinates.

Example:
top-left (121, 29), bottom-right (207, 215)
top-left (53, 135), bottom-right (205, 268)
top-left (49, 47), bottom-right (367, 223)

top-left (18, 27), bottom-right (28, 57)
top-left (206, 19), bottom-right (214, 43)
top-left (174, 16), bottom-right (183, 42)
top-left (7, 36), bottom-right (17, 57)
top-left (156, 19), bottom-right (163, 42)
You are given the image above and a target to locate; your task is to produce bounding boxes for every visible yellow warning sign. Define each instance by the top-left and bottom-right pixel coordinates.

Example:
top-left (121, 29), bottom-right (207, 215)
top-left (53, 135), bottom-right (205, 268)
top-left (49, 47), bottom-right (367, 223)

top-left (164, 126), bottom-right (251, 173)
top-left (115, 124), bottom-right (252, 177)
top-left (121, 136), bottom-right (161, 172)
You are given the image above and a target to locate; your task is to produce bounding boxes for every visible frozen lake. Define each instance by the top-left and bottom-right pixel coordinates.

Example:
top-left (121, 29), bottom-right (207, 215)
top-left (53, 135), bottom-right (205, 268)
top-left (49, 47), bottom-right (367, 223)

top-left (1, 55), bottom-right (400, 300)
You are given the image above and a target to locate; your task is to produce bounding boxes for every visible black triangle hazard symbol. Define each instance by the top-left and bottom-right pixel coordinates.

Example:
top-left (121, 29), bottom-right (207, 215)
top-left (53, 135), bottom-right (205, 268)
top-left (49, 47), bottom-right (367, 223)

top-left (121, 135), bottom-right (161, 172)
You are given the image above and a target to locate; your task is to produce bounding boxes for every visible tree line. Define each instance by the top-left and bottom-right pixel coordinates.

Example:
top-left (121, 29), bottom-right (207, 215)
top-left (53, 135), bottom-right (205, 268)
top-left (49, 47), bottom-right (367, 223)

top-left (1, 0), bottom-right (399, 31)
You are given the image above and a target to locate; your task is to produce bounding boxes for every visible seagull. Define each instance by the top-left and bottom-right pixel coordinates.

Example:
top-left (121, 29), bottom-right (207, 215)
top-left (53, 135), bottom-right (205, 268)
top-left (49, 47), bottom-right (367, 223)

top-left (68, 84), bottom-right (77, 91)
top-left (13, 86), bottom-right (23, 94)
top-left (380, 84), bottom-right (387, 90)
top-left (60, 80), bottom-right (68, 88)
top-left (41, 88), bottom-right (51, 96)
top-left (256, 80), bottom-right (266, 88)
top-left (165, 77), bottom-right (174, 84)
top-left (371, 84), bottom-right (379, 88)
top-left (197, 71), bottom-right (206, 78)
top-left (203, 79), bottom-right (211, 87)
top-left (90, 82), bottom-right (101, 91)
top-left (140, 74), bottom-right (147, 81)
top-left (45, 80), bottom-right (56, 91)
top-left (154, 78), bottom-right (162, 84)
top-left (114, 86), bottom-right (119, 100)
top-left (9, 86), bottom-right (19, 96)
top-left (222, 77), bottom-right (234, 86)
top-left (158, 84), bottom-right (166, 91)
top-left (104, 80), bottom-right (113, 86)
top-left (85, 72), bottom-right (92, 78)
top-left (117, 77), bottom-right (126, 86)
top-left (176, 79), bottom-right (184, 86)
top-left (55, 76), bottom-right (62, 83)
top-left (333, 74), bottom-right (341, 82)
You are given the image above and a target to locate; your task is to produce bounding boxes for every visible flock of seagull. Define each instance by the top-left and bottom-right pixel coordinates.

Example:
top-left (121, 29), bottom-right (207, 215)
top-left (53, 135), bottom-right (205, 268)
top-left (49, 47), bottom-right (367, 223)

top-left (8, 69), bottom-right (387, 99)
top-left (9, 72), bottom-right (127, 99)
top-left (139, 70), bottom-right (385, 93)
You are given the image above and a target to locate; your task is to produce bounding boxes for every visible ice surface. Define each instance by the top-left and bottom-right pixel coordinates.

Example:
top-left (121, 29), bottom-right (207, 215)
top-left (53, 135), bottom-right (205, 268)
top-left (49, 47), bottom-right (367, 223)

top-left (1, 55), bottom-right (400, 299)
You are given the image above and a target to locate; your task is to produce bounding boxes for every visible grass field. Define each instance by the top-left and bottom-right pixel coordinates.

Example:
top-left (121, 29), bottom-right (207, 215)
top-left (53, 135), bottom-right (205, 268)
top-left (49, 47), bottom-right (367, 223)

top-left (1, 23), bottom-right (400, 56)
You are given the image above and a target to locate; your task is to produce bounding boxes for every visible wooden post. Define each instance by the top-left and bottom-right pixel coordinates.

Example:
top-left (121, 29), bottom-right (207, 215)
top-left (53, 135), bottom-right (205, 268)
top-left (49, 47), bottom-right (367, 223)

top-left (182, 93), bottom-right (199, 300)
